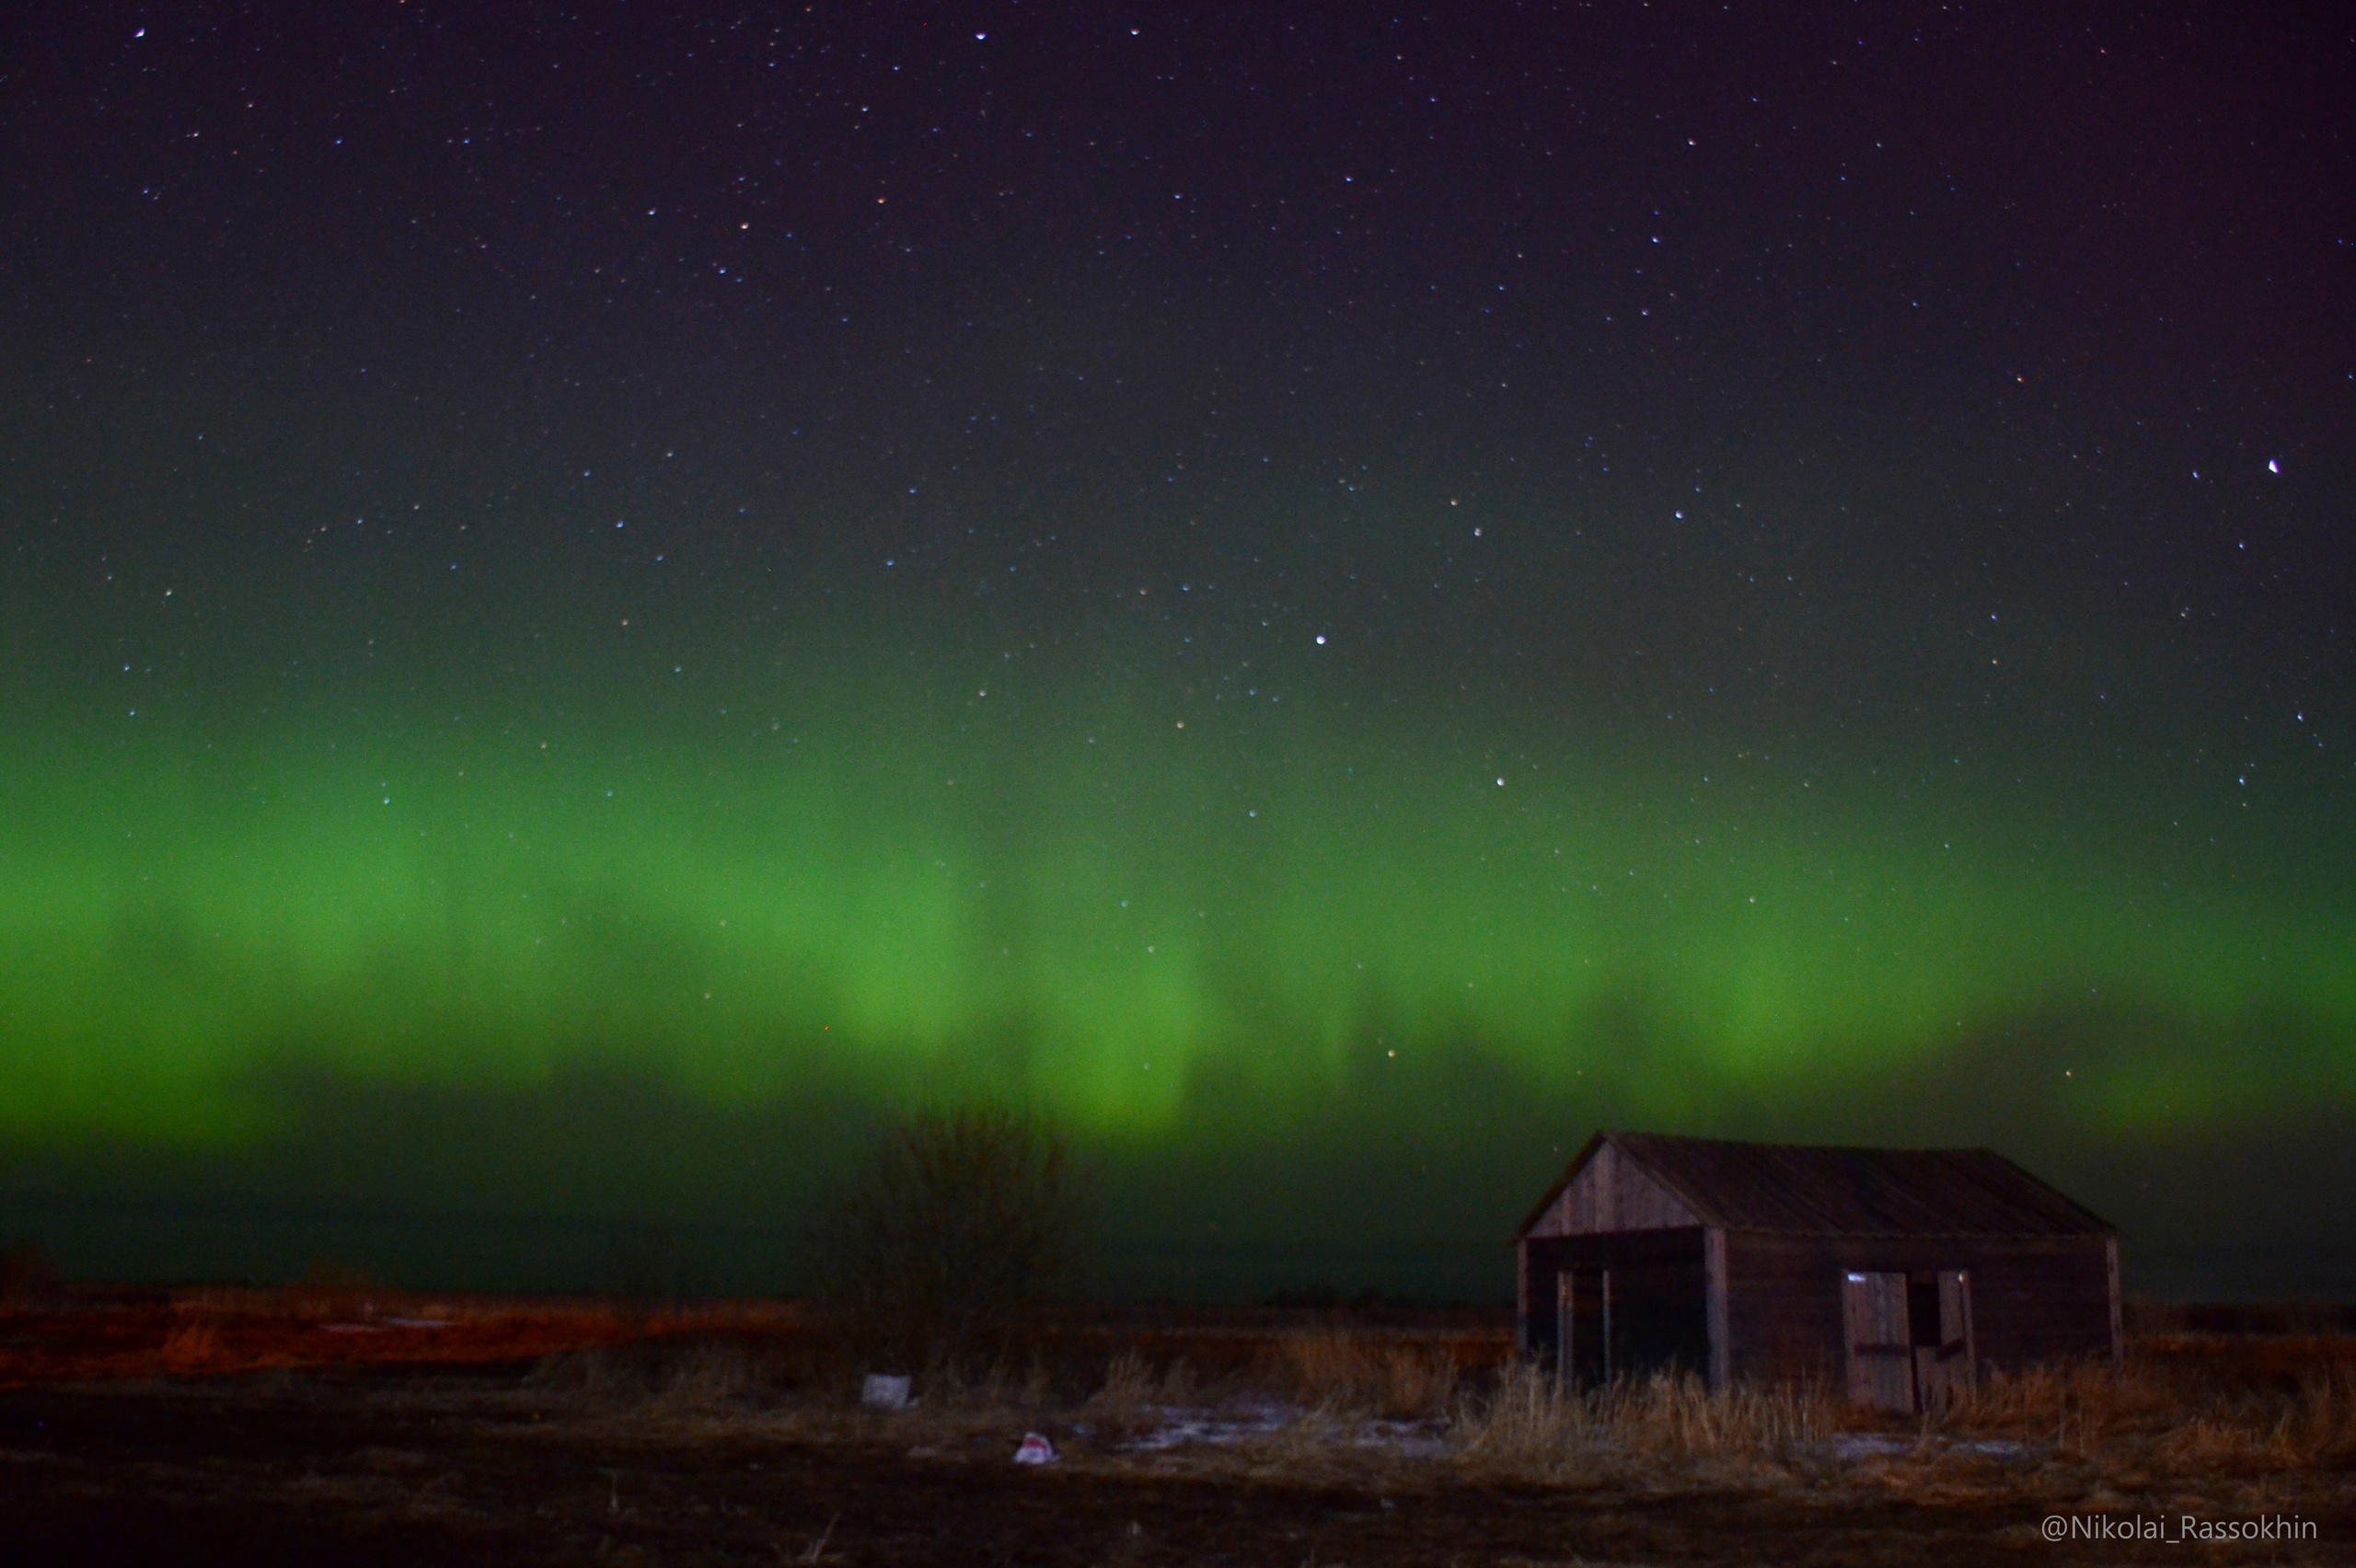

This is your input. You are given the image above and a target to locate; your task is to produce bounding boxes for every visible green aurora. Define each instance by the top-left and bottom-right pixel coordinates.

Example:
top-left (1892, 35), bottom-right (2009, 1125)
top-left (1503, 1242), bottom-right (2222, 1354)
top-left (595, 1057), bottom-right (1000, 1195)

top-left (6, 594), bottom-right (2350, 1164)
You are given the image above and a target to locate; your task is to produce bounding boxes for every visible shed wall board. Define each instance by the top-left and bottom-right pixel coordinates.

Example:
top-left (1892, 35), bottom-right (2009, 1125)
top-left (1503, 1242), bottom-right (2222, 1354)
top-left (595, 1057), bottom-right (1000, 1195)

top-left (1528, 1141), bottom-right (1701, 1237)
top-left (1703, 1227), bottom-right (1729, 1391)
top-left (1719, 1232), bottom-right (2117, 1386)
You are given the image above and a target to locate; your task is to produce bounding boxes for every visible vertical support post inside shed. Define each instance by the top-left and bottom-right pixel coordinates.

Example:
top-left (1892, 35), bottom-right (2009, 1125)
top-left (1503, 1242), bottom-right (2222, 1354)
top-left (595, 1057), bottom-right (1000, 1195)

top-left (1703, 1228), bottom-right (1729, 1391)
top-left (1554, 1271), bottom-right (1572, 1393)
top-left (1600, 1267), bottom-right (1612, 1385)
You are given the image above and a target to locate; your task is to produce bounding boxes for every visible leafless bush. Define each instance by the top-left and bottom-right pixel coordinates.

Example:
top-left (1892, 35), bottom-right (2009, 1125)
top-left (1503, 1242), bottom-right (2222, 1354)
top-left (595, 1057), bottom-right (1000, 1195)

top-left (818, 1107), bottom-right (1083, 1375)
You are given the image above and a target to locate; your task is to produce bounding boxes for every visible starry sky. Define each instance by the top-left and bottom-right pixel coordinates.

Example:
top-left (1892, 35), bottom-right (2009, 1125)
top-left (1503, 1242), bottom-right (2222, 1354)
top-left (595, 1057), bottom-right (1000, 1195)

top-left (2, 1), bottom-right (2352, 1299)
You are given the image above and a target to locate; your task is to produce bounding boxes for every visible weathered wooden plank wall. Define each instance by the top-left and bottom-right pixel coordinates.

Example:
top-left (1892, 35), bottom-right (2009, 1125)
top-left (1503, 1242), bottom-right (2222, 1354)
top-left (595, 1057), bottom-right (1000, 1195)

top-left (1526, 1141), bottom-right (1701, 1237)
top-left (1722, 1233), bottom-right (2115, 1384)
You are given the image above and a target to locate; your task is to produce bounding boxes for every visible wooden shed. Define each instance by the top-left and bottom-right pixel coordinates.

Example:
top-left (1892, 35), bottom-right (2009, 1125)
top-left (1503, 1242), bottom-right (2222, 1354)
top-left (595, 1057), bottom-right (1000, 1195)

top-left (1515, 1131), bottom-right (2120, 1410)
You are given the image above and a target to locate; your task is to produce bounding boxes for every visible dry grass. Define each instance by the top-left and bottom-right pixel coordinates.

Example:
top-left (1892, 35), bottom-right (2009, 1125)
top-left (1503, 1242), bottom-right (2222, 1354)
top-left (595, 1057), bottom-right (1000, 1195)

top-left (1257, 1328), bottom-right (1461, 1418)
top-left (1081, 1349), bottom-right (1166, 1420)
top-left (1927, 1350), bottom-right (2356, 1476)
top-left (1060, 1329), bottom-right (2356, 1502)
top-left (52, 1284), bottom-right (2355, 1521)
top-left (524, 1322), bottom-right (2356, 1496)
top-left (1449, 1360), bottom-right (1834, 1482)
top-left (157, 1313), bottom-right (226, 1373)
top-left (526, 1334), bottom-right (825, 1412)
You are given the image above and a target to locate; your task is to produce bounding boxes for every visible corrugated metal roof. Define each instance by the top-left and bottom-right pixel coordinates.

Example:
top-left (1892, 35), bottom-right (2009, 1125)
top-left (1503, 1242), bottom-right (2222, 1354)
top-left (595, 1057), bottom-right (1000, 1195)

top-left (1517, 1131), bottom-right (2117, 1239)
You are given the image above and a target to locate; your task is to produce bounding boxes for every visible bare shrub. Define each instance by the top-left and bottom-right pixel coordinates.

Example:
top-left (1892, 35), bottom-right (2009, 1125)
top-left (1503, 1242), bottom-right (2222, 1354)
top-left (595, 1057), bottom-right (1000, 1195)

top-left (819, 1107), bottom-right (1082, 1376)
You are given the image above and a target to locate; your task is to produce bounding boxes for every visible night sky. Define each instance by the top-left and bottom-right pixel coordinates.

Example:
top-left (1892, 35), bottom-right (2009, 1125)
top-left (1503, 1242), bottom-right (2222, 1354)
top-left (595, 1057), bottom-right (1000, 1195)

top-left (3, 2), bottom-right (2352, 1300)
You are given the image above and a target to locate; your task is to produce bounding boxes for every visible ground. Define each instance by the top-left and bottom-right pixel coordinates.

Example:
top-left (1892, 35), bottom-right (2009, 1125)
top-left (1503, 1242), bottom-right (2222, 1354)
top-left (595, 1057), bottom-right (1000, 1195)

top-left (0, 1372), bottom-right (2223, 1566)
top-left (0, 1292), bottom-right (2350, 1565)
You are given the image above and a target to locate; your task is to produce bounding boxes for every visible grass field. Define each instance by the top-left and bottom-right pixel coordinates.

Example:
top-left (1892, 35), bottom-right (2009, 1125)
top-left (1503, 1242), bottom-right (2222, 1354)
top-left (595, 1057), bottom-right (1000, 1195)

top-left (1, 1286), bottom-right (2351, 1562)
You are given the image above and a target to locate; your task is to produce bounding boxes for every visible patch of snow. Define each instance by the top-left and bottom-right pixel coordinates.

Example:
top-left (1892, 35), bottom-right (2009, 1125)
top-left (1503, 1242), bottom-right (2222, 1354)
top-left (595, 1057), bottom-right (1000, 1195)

top-left (1118, 1401), bottom-right (1293, 1451)
top-left (1830, 1434), bottom-right (2033, 1461)
top-left (1955, 1437), bottom-right (2032, 1458)
top-left (861, 1374), bottom-right (913, 1411)
top-left (1351, 1419), bottom-right (1449, 1458)
top-left (1118, 1403), bottom-right (1446, 1458)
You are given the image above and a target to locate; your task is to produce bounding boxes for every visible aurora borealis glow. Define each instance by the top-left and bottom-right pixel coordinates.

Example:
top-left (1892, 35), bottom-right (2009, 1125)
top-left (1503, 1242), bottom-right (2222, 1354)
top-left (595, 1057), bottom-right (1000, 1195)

top-left (6, 606), bottom-right (2353, 1149)
top-left (4, 2), bottom-right (2351, 1297)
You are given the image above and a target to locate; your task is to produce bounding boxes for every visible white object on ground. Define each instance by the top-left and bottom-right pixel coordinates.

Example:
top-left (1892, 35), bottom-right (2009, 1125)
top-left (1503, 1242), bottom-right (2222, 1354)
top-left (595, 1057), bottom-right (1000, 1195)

top-left (861, 1374), bottom-right (913, 1411)
top-left (1013, 1432), bottom-right (1057, 1464)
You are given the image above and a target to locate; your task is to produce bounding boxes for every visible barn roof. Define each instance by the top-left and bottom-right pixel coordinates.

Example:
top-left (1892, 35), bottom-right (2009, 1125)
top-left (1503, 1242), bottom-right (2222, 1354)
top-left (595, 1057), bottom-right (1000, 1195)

top-left (1517, 1131), bottom-right (2118, 1239)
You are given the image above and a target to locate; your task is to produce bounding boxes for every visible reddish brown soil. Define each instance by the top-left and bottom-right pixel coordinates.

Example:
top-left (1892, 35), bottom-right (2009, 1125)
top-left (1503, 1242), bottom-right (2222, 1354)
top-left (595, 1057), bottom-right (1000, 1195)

top-left (0, 1289), bottom-right (798, 1385)
top-left (0, 1293), bottom-right (1509, 1388)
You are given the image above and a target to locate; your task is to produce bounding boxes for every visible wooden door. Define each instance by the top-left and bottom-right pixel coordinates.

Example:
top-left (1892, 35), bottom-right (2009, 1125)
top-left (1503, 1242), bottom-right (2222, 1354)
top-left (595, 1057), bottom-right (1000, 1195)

top-left (1911, 1270), bottom-right (1976, 1410)
top-left (1841, 1271), bottom-right (1914, 1412)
